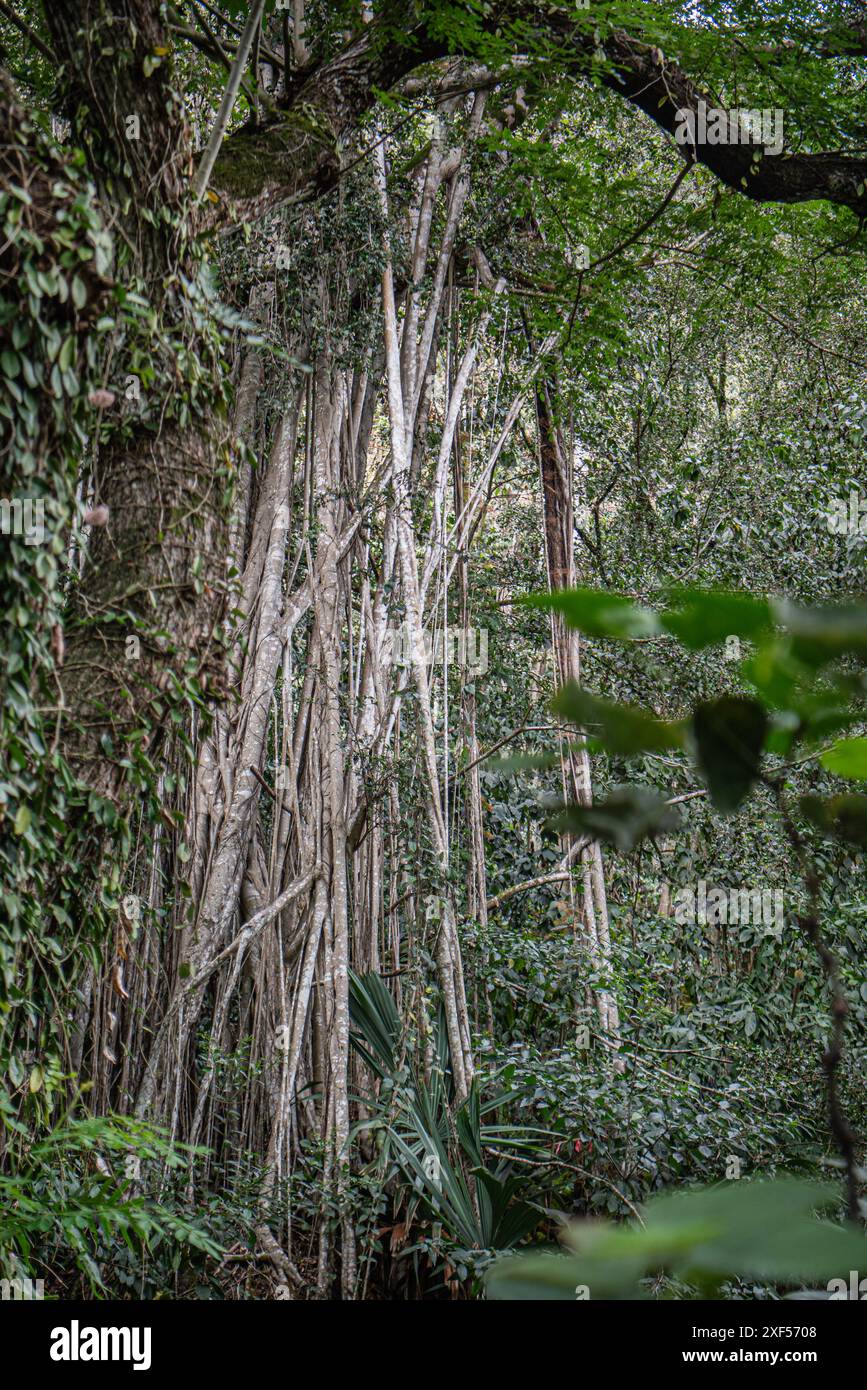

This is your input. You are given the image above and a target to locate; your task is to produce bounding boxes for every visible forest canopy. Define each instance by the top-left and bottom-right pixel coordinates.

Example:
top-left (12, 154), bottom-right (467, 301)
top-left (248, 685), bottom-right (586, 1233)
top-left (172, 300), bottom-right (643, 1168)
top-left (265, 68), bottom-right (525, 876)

top-left (1, 0), bottom-right (867, 1315)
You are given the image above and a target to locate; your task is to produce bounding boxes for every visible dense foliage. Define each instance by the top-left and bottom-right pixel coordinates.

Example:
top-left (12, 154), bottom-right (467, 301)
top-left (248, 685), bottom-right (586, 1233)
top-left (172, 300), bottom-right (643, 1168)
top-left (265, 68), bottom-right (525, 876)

top-left (1, 0), bottom-right (866, 1302)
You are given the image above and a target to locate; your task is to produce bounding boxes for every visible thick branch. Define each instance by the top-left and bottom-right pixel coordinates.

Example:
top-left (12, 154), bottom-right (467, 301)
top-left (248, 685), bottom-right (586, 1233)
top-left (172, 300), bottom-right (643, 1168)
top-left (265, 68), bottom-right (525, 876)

top-left (588, 28), bottom-right (867, 218)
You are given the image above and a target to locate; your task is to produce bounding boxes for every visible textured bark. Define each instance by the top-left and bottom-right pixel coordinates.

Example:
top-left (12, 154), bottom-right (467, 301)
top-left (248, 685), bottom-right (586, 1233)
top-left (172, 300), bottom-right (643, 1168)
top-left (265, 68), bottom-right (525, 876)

top-left (375, 138), bottom-right (477, 1099)
top-left (207, 7), bottom-right (441, 221)
top-left (309, 360), bottom-right (356, 1295)
top-left (535, 378), bottom-right (621, 1047)
top-left (43, 1), bottom-right (229, 799)
top-left (45, 1), bottom-right (189, 271)
top-left (134, 392), bottom-right (302, 1121)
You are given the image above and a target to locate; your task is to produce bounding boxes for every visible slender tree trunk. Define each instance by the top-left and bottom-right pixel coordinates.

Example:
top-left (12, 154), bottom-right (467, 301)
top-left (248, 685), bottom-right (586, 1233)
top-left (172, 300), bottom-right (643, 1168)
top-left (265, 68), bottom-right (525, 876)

top-left (535, 379), bottom-right (621, 1047)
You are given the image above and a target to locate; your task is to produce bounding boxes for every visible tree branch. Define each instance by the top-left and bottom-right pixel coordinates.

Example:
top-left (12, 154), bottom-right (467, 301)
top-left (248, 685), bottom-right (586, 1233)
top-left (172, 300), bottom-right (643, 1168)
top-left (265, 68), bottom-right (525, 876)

top-left (586, 27), bottom-right (867, 218)
top-left (0, 0), bottom-right (56, 64)
top-left (194, 0), bottom-right (267, 199)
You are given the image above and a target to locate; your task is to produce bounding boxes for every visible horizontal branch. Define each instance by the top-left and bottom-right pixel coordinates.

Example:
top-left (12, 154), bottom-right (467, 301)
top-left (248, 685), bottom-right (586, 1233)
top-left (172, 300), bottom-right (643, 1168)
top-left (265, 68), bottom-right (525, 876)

top-left (486, 865), bottom-right (586, 912)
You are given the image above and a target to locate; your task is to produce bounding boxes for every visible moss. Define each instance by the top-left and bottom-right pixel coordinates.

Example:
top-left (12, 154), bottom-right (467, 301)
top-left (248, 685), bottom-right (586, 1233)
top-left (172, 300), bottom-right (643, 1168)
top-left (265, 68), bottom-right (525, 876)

top-left (212, 109), bottom-right (338, 203)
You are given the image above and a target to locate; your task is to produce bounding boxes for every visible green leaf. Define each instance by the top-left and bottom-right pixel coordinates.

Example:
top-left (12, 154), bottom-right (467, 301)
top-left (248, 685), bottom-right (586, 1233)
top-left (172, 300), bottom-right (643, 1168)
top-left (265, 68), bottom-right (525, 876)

top-left (488, 1178), bottom-right (867, 1300)
top-left (349, 970), bottom-right (402, 1074)
top-left (524, 588), bottom-right (660, 639)
top-left (801, 793), bottom-right (867, 848)
top-left (58, 336), bottom-right (75, 372)
top-left (554, 785), bottom-right (680, 851)
top-left (692, 697), bottom-right (767, 813)
top-left (553, 683), bottom-right (685, 755)
top-left (820, 737), bottom-right (867, 780)
top-left (785, 690), bottom-right (861, 748)
top-left (776, 600), bottom-right (867, 668)
top-left (662, 590), bottom-right (773, 650)
top-left (13, 804), bottom-right (31, 836)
